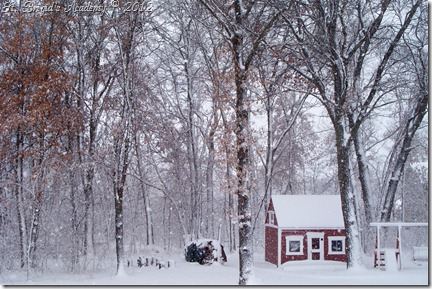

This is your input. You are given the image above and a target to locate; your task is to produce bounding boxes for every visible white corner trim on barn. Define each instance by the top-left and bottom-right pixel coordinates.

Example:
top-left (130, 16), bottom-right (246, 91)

top-left (277, 227), bottom-right (281, 268)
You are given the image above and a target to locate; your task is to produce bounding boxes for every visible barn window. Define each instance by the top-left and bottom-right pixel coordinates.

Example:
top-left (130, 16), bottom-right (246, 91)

top-left (328, 236), bottom-right (346, 254)
top-left (268, 211), bottom-right (275, 225)
top-left (286, 235), bottom-right (304, 255)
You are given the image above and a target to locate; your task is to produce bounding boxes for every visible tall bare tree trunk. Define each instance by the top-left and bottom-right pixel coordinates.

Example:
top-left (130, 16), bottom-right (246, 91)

top-left (185, 62), bottom-right (200, 238)
top-left (221, 110), bottom-right (236, 253)
top-left (380, 93), bottom-right (428, 221)
top-left (206, 109), bottom-right (218, 237)
top-left (133, 131), bottom-right (154, 245)
top-left (198, 0), bottom-right (284, 283)
top-left (231, 2), bottom-right (254, 284)
top-left (69, 171), bottom-right (80, 272)
top-left (27, 158), bottom-right (45, 274)
top-left (14, 131), bottom-right (27, 268)
top-left (113, 128), bottom-right (130, 274)
top-left (263, 94), bottom-right (274, 212)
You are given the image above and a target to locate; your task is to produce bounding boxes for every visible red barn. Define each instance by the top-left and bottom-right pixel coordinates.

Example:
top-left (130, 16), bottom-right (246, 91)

top-left (265, 195), bottom-right (347, 267)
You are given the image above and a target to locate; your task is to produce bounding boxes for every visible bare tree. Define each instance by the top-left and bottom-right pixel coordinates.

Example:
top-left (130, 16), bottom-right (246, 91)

top-left (198, 0), bottom-right (286, 284)
top-left (72, 11), bottom-right (115, 258)
top-left (282, 0), bottom-right (422, 267)
top-left (109, 8), bottom-right (145, 275)
top-left (379, 2), bottom-right (428, 221)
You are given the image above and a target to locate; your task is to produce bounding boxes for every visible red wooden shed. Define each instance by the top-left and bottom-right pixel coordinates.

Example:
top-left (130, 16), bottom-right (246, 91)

top-left (265, 195), bottom-right (347, 267)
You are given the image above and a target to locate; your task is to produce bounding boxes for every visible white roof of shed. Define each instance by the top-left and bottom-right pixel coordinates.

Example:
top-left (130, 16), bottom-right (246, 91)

top-left (271, 195), bottom-right (345, 229)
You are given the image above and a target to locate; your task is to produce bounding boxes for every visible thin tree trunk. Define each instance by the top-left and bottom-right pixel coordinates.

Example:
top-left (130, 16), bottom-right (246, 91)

top-left (133, 132), bottom-right (153, 245)
top-left (264, 94), bottom-right (274, 213)
top-left (27, 164), bottom-right (45, 272)
top-left (82, 164), bottom-right (94, 256)
top-left (206, 129), bottom-right (216, 238)
top-left (205, 99), bottom-right (219, 238)
top-left (74, 19), bottom-right (93, 257)
top-left (114, 183), bottom-right (125, 274)
top-left (70, 173), bottom-right (80, 272)
top-left (27, 190), bottom-right (43, 269)
top-left (14, 131), bottom-right (27, 268)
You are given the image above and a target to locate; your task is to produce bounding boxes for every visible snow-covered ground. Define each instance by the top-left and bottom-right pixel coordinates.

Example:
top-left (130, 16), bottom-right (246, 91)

top-left (1, 251), bottom-right (428, 286)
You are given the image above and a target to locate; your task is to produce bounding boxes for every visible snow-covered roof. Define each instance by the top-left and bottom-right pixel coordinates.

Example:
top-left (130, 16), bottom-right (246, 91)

top-left (271, 195), bottom-right (344, 229)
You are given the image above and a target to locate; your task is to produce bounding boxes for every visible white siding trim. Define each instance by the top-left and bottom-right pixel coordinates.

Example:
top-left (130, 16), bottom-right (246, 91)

top-left (277, 227), bottom-right (281, 268)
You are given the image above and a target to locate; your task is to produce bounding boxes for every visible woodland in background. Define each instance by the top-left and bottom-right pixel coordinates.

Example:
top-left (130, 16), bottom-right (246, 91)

top-left (0, 0), bottom-right (428, 284)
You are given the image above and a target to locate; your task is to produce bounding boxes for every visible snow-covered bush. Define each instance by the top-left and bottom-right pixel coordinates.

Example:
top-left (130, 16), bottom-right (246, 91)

top-left (185, 239), bottom-right (227, 265)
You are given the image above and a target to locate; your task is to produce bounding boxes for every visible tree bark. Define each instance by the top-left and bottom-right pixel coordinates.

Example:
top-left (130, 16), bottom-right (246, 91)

top-left (232, 1), bottom-right (253, 284)
top-left (113, 131), bottom-right (130, 274)
top-left (221, 110), bottom-right (236, 253)
top-left (352, 132), bottom-right (374, 225)
top-left (333, 116), bottom-right (363, 268)
top-left (185, 61), bottom-right (200, 239)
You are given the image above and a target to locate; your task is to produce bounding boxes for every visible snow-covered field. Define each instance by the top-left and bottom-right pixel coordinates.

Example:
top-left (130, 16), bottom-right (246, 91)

top-left (1, 251), bottom-right (428, 286)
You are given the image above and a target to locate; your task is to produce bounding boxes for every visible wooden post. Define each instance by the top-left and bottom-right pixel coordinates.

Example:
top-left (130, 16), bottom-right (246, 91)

top-left (217, 224), bottom-right (222, 264)
top-left (397, 225), bottom-right (402, 270)
top-left (376, 225), bottom-right (381, 268)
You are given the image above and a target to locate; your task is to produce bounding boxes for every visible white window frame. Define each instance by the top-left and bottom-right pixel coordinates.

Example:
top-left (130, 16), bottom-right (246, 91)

top-left (285, 235), bottom-right (304, 256)
top-left (268, 211), bottom-right (275, 225)
top-left (328, 236), bottom-right (346, 255)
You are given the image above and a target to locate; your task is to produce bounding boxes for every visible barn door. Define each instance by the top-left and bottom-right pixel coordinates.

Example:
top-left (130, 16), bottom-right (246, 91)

top-left (307, 232), bottom-right (324, 260)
